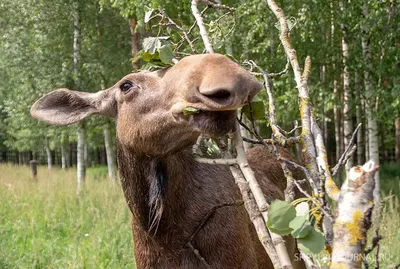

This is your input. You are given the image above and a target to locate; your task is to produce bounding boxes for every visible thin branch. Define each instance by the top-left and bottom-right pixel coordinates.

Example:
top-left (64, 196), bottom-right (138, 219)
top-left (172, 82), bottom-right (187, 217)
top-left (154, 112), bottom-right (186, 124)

top-left (269, 58), bottom-right (290, 78)
top-left (195, 157), bottom-right (237, 165)
top-left (362, 229), bottom-right (383, 268)
top-left (158, 10), bottom-right (197, 53)
top-left (293, 180), bottom-right (334, 222)
top-left (191, 0), bottom-right (214, 53)
top-left (233, 123), bottom-right (294, 268)
top-left (200, 0), bottom-right (236, 12)
top-left (185, 200), bottom-right (243, 245)
top-left (229, 162), bottom-right (281, 268)
top-left (331, 123), bottom-right (362, 177)
top-left (300, 251), bottom-right (320, 269)
top-left (187, 242), bottom-right (211, 269)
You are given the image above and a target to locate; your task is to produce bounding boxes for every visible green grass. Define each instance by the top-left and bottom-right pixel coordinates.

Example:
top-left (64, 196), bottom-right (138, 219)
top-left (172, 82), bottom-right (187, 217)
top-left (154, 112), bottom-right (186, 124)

top-left (0, 164), bottom-right (136, 269)
top-left (0, 163), bottom-right (399, 268)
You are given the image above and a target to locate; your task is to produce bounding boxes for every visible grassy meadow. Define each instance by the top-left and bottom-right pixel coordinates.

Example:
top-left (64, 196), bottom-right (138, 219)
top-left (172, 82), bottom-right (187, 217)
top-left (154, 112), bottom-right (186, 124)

top-left (0, 163), bottom-right (399, 268)
top-left (0, 164), bottom-right (136, 269)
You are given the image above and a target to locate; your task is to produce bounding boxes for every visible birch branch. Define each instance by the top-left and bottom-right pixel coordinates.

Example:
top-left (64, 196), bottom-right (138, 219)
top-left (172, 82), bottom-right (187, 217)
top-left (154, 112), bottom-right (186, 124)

top-left (331, 123), bottom-right (362, 177)
top-left (200, 0), bottom-right (236, 12)
top-left (157, 10), bottom-right (197, 53)
top-left (233, 123), bottom-right (294, 269)
top-left (195, 157), bottom-right (237, 165)
top-left (264, 0), bottom-right (331, 201)
top-left (264, 0), bottom-right (338, 251)
top-left (229, 165), bottom-right (281, 268)
top-left (190, 2), bottom-right (292, 266)
top-left (191, 0), bottom-right (214, 53)
top-left (331, 161), bottom-right (379, 269)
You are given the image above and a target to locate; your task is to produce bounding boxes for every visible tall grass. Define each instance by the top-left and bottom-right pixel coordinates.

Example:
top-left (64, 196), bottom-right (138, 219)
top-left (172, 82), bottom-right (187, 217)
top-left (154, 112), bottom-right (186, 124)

top-left (0, 164), bottom-right (136, 269)
top-left (0, 163), bottom-right (399, 268)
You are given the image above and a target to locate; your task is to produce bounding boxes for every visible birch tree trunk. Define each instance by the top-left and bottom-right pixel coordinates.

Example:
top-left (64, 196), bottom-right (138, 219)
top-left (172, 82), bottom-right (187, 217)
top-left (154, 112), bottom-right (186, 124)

top-left (45, 139), bottom-right (52, 171)
top-left (355, 73), bottom-right (365, 165)
top-left (331, 1), bottom-right (342, 163)
top-left (331, 161), bottom-right (379, 269)
top-left (103, 122), bottom-right (117, 184)
top-left (61, 133), bottom-right (67, 169)
top-left (362, 3), bottom-right (380, 224)
top-left (340, 3), bottom-right (354, 171)
top-left (73, 0), bottom-right (85, 194)
top-left (77, 123), bottom-right (86, 194)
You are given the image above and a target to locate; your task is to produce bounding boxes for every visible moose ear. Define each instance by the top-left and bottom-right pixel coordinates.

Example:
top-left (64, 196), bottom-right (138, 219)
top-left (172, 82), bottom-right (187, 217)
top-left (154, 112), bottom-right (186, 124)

top-left (30, 88), bottom-right (117, 126)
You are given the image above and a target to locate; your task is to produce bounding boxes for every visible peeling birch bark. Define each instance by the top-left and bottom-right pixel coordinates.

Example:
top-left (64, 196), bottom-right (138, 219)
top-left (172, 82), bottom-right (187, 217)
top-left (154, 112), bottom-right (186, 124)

top-left (233, 124), bottom-right (294, 269)
top-left (331, 161), bottom-right (379, 269)
top-left (361, 3), bottom-right (380, 227)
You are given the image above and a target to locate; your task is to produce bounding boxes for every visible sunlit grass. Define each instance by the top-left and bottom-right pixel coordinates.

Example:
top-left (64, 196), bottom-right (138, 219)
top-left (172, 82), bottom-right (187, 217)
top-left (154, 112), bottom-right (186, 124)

top-left (0, 163), bottom-right (399, 268)
top-left (0, 164), bottom-right (136, 269)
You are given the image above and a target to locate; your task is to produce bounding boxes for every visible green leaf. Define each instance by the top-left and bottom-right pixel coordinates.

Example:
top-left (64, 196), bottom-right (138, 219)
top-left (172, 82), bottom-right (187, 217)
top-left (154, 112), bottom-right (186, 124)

top-left (267, 200), bottom-right (296, 236)
top-left (204, 139), bottom-right (221, 157)
top-left (144, 7), bottom-right (154, 23)
top-left (297, 228), bottom-right (325, 254)
top-left (159, 45), bottom-right (174, 64)
top-left (295, 201), bottom-right (310, 217)
top-left (183, 107), bottom-right (200, 115)
top-left (289, 215), bottom-right (311, 239)
top-left (141, 51), bottom-right (153, 62)
top-left (241, 101), bottom-right (266, 121)
top-left (143, 37), bottom-right (162, 54)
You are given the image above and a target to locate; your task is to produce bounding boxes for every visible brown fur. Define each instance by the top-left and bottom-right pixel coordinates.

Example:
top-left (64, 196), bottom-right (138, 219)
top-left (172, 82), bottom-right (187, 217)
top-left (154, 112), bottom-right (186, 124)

top-left (30, 54), bottom-right (306, 269)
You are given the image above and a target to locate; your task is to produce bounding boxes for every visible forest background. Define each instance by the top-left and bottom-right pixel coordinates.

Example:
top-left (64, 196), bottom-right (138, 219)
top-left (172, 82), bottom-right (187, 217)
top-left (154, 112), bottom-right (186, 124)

top-left (0, 0), bottom-right (399, 268)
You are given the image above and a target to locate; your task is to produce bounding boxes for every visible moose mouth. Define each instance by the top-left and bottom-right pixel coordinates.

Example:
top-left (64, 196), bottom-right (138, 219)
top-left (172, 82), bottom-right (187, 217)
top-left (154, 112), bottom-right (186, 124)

top-left (192, 110), bottom-right (237, 136)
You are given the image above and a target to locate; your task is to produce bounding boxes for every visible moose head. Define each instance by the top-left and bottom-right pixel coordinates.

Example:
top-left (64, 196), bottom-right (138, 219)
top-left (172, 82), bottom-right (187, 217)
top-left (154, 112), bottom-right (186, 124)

top-left (31, 54), bottom-right (262, 155)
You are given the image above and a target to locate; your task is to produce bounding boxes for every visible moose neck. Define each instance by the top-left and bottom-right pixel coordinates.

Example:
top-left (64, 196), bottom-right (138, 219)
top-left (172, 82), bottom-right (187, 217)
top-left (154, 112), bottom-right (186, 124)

top-left (117, 140), bottom-right (194, 235)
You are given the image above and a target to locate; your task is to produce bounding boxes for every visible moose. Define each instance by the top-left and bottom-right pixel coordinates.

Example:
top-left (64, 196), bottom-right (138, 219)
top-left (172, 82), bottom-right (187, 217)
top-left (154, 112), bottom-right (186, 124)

top-left (31, 54), bottom-right (305, 269)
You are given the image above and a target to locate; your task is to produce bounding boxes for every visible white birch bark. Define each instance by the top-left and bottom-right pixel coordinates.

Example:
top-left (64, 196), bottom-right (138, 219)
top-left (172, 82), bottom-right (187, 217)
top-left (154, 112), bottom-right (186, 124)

top-left (361, 3), bottom-right (380, 224)
top-left (355, 73), bottom-right (365, 165)
top-left (61, 133), bottom-right (67, 169)
top-left (331, 161), bottom-right (379, 269)
top-left (77, 124), bottom-right (86, 194)
top-left (340, 2), bottom-right (353, 171)
top-left (73, 0), bottom-right (85, 194)
top-left (331, 2), bottom-right (341, 162)
top-left (45, 138), bottom-right (52, 171)
top-left (103, 123), bottom-right (117, 184)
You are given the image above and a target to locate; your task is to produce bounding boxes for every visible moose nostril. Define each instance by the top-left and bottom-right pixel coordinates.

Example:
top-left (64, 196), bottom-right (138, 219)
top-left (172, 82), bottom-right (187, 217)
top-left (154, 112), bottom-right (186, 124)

top-left (202, 89), bottom-right (231, 103)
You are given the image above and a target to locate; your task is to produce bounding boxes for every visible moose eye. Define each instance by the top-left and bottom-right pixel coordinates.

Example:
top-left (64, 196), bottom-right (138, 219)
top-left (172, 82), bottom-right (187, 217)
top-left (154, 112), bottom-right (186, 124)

top-left (120, 81), bottom-right (133, 92)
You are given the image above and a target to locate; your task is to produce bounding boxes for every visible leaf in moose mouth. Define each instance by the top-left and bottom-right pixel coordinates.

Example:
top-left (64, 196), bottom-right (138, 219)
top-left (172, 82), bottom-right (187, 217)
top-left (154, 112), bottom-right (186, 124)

top-left (183, 107), bottom-right (200, 115)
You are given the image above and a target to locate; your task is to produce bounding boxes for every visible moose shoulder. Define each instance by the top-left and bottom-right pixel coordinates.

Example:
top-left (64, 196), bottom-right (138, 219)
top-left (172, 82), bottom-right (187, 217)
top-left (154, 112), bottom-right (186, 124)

top-left (31, 54), bottom-right (305, 269)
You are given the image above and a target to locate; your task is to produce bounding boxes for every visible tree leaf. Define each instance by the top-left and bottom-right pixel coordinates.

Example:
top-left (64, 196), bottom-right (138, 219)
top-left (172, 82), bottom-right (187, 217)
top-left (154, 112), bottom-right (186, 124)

top-left (141, 51), bottom-right (153, 62)
top-left (295, 201), bottom-right (310, 217)
top-left (144, 7), bottom-right (154, 23)
top-left (289, 215), bottom-right (312, 239)
top-left (204, 139), bottom-right (221, 157)
top-left (267, 200), bottom-right (296, 235)
top-left (241, 101), bottom-right (266, 120)
top-left (297, 228), bottom-right (325, 254)
top-left (159, 45), bottom-right (174, 64)
top-left (143, 37), bottom-right (162, 54)
top-left (183, 107), bottom-right (200, 115)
